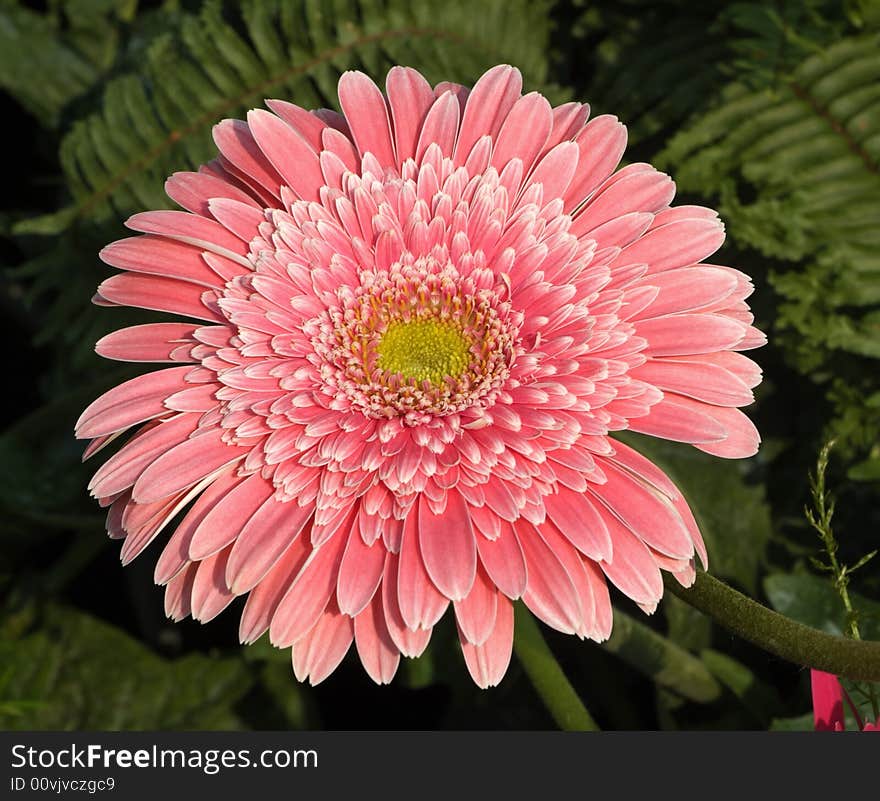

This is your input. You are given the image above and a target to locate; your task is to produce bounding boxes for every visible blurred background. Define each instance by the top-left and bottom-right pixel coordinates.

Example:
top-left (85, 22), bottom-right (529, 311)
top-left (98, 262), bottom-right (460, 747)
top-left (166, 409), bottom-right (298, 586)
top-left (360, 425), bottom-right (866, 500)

top-left (1, 0), bottom-right (879, 730)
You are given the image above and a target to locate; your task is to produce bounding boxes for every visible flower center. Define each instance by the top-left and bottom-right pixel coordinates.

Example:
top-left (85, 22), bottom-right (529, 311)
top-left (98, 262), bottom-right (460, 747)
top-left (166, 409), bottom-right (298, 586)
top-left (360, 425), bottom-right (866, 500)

top-left (377, 319), bottom-right (471, 385)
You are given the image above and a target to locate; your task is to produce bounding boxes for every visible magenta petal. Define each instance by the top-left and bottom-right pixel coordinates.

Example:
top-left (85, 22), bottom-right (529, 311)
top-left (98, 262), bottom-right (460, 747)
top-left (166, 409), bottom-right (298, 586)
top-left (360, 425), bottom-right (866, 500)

top-left (811, 670), bottom-right (846, 731)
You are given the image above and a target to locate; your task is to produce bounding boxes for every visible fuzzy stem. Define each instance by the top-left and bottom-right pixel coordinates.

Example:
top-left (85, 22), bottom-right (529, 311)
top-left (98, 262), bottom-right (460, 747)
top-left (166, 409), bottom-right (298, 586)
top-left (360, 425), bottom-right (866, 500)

top-left (513, 603), bottom-right (600, 731)
top-left (664, 571), bottom-right (880, 681)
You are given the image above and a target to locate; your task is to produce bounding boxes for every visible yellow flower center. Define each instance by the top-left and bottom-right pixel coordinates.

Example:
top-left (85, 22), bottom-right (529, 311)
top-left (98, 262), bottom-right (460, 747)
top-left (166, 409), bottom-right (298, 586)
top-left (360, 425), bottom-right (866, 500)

top-left (377, 319), bottom-right (471, 385)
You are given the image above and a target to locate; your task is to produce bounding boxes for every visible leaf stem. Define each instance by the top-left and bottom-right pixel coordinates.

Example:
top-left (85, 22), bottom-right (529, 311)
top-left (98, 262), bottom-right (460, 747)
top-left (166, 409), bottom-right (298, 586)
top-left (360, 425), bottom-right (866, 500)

top-left (513, 603), bottom-right (600, 731)
top-left (664, 571), bottom-right (880, 682)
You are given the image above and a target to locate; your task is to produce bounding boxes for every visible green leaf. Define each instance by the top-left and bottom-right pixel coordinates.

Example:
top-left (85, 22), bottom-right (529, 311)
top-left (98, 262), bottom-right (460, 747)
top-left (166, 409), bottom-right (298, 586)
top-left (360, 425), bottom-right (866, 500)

top-left (0, 605), bottom-right (253, 730)
top-left (770, 712), bottom-right (814, 731)
top-left (0, 372), bottom-right (133, 536)
top-left (764, 572), bottom-right (880, 640)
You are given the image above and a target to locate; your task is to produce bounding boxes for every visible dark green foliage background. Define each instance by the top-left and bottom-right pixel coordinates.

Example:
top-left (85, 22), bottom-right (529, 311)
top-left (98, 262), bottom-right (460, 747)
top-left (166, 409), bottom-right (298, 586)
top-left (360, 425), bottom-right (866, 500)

top-left (1, 0), bottom-right (878, 730)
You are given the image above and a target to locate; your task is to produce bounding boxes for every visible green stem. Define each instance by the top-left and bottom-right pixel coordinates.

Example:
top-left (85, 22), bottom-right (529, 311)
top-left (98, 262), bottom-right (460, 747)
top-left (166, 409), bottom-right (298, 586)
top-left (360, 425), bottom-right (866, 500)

top-left (664, 571), bottom-right (880, 682)
top-left (513, 603), bottom-right (600, 731)
top-left (602, 609), bottom-right (721, 703)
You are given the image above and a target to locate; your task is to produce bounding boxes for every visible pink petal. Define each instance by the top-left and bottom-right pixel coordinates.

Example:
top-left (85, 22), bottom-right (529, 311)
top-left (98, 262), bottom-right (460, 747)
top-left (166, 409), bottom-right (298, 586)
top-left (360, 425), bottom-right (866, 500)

top-left (693, 405), bottom-right (761, 458)
top-left (382, 553), bottom-right (433, 658)
top-left (337, 71), bottom-right (396, 165)
top-left (416, 91), bottom-right (461, 161)
top-left (187, 472), bottom-right (274, 561)
top-left (95, 323), bottom-right (200, 363)
top-left (153, 467), bottom-right (243, 584)
top-left (100, 236), bottom-right (222, 287)
top-left (599, 513), bottom-right (664, 606)
top-left (207, 198), bottom-right (265, 242)
top-left (247, 109), bottom-right (324, 201)
top-left (589, 459), bottom-right (694, 559)
top-left (613, 217), bottom-right (725, 275)
top-left (76, 366), bottom-right (191, 439)
top-left (165, 169), bottom-right (260, 217)
top-left (631, 357), bottom-right (754, 407)
top-left (386, 66), bottom-right (435, 164)
top-left (582, 559), bottom-right (613, 641)
top-left (164, 562), bottom-right (197, 621)
top-left (476, 521), bottom-right (527, 599)
top-left (454, 563), bottom-right (498, 646)
top-left (417, 491), bottom-right (477, 601)
top-left (637, 313), bottom-right (746, 357)
top-left (226, 495), bottom-right (315, 593)
top-left (459, 595), bottom-right (514, 689)
top-left (131, 428), bottom-right (247, 503)
top-left (190, 545), bottom-right (236, 623)
top-left (397, 509), bottom-right (449, 630)
top-left (238, 533), bottom-right (312, 644)
top-left (88, 413), bottom-right (199, 498)
top-left (454, 65), bottom-right (522, 165)
top-left (575, 165), bottom-right (674, 231)
top-left (355, 593), bottom-right (400, 685)
top-left (627, 393), bottom-right (728, 444)
top-left (125, 209), bottom-right (250, 261)
top-left (336, 530), bottom-right (387, 616)
top-left (291, 600), bottom-right (354, 685)
top-left (633, 266), bottom-right (738, 318)
top-left (269, 528), bottom-right (348, 648)
top-left (265, 99), bottom-right (328, 150)
top-left (491, 92), bottom-right (553, 174)
top-left (564, 115), bottom-right (627, 211)
top-left (545, 101), bottom-right (590, 151)
top-left (212, 118), bottom-right (283, 199)
top-left (96, 273), bottom-right (220, 321)
top-left (515, 520), bottom-right (583, 635)
top-left (524, 141), bottom-right (579, 202)
top-left (543, 487), bottom-right (612, 561)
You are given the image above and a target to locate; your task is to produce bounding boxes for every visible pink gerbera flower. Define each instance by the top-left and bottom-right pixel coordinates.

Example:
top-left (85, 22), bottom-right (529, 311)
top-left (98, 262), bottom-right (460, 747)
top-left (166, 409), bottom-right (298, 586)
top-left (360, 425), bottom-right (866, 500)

top-left (76, 65), bottom-right (764, 687)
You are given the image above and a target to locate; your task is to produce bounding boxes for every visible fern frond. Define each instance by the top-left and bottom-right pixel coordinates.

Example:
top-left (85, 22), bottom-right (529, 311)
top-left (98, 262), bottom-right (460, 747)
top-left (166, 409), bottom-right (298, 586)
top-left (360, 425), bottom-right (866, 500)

top-left (43, 0), bottom-right (559, 231)
top-left (0, 0), bottom-right (135, 127)
top-left (659, 32), bottom-right (880, 458)
top-left (582, 3), bottom-right (727, 145)
top-left (659, 33), bottom-right (880, 341)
